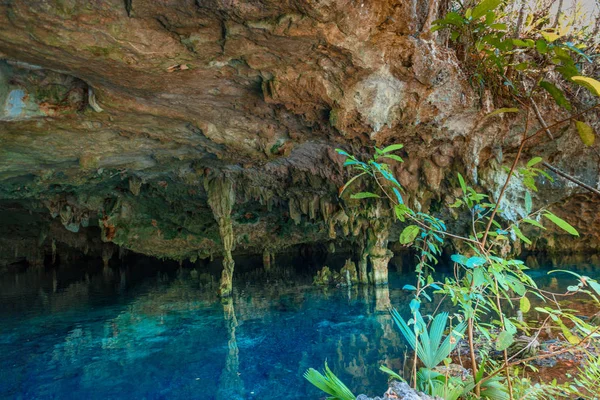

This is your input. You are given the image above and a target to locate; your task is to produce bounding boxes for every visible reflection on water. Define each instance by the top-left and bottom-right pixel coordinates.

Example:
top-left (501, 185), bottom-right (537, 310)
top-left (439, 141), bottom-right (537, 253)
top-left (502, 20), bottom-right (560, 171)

top-left (0, 253), bottom-right (599, 399)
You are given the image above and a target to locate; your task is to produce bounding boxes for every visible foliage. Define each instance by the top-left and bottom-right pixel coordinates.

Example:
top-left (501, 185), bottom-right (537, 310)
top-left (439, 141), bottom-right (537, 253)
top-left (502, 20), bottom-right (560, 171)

top-left (391, 310), bottom-right (467, 369)
top-left (570, 354), bottom-right (600, 399)
top-left (304, 361), bottom-right (356, 400)
top-left (307, 1), bottom-right (600, 399)
top-left (432, 0), bottom-right (599, 147)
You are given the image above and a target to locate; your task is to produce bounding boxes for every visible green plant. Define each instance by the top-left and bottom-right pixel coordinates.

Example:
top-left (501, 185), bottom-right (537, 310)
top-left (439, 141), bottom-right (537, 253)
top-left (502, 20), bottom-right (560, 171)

top-left (304, 361), bottom-right (356, 400)
top-left (391, 310), bottom-right (467, 370)
top-left (306, 1), bottom-right (600, 398)
top-left (570, 354), bottom-right (600, 399)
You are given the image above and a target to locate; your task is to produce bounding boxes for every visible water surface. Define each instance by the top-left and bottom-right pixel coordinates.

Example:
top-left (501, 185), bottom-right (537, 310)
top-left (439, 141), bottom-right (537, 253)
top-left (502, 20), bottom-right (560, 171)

top-left (1, 253), bottom-right (599, 399)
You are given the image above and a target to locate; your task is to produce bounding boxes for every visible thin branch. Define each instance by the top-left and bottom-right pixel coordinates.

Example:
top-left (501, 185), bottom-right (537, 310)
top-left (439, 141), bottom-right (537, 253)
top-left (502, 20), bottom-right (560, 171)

top-left (530, 99), bottom-right (555, 140)
top-left (371, 172), bottom-right (481, 245)
top-left (481, 111), bottom-right (531, 249)
top-left (524, 104), bottom-right (600, 143)
top-left (543, 162), bottom-right (600, 196)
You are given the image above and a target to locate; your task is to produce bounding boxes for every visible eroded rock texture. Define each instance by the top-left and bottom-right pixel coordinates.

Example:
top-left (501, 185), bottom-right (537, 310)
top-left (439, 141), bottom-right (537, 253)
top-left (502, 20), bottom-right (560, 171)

top-left (0, 1), bottom-right (599, 276)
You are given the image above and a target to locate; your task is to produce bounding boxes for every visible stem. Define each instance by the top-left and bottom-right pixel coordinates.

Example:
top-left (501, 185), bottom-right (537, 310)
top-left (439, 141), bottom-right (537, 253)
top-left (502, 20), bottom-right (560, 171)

top-left (529, 100), bottom-right (600, 196)
top-left (542, 162), bottom-right (600, 196)
top-left (371, 172), bottom-right (481, 245)
top-left (479, 326), bottom-right (600, 386)
top-left (481, 111), bottom-right (531, 249)
top-left (523, 104), bottom-right (600, 143)
top-left (494, 276), bottom-right (514, 400)
top-left (468, 318), bottom-right (479, 396)
top-left (530, 98), bottom-right (554, 140)
top-left (412, 241), bottom-right (429, 389)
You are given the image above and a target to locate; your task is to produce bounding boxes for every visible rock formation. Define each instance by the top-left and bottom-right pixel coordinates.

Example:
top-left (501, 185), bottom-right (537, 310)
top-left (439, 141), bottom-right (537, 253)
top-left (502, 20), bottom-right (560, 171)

top-left (0, 1), bottom-right (599, 284)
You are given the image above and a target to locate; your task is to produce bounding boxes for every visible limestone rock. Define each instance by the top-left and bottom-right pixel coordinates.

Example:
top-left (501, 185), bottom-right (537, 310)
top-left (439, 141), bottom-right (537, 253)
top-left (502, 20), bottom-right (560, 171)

top-left (0, 0), bottom-right (597, 265)
top-left (356, 381), bottom-right (440, 400)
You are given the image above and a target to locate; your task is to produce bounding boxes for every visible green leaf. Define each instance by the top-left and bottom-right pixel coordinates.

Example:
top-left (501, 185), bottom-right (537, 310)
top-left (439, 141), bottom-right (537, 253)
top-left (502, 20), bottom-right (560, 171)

top-left (338, 172), bottom-right (367, 198)
top-left (439, 12), bottom-right (464, 26)
top-left (575, 120), bottom-right (595, 146)
top-left (484, 107), bottom-right (520, 119)
top-left (382, 154), bottom-right (404, 163)
top-left (472, 0), bottom-right (502, 19)
top-left (512, 225), bottom-right (532, 245)
top-left (520, 296), bottom-right (531, 313)
top-left (523, 175), bottom-right (537, 192)
top-left (395, 204), bottom-right (412, 222)
top-left (541, 31), bottom-right (560, 43)
top-left (527, 157), bottom-right (543, 167)
top-left (524, 192), bottom-right (532, 214)
top-left (506, 275), bottom-right (526, 296)
top-left (489, 23), bottom-right (507, 31)
top-left (544, 212), bottom-right (579, 236)
top-left (381, 144), bottom-right (404, 153)
top-left (400, 225), bottom-right (420, 245)
top-left (449, 198), bottom-right (463, 208)
top-left (496, 330), bottom-right (514, 351)
top-left (304, 362), bottom-right (356, 400)
top-left (535, 39), bottom-right (548, 54)
top-left (466, 256), bottom-right (486, 268)
top-left (556, 64), bottom-right (580, 80)
top-left (588, 280), bottom-right (600, 297)
top-left (451, 254), bottom-right (468, 266)
top-left (540, 81), bottom-right (572, 111)
top-left (409, 298), bottom-right (420, 314)
top-left (512, 39), bottom-right (534, 48)
top-left (572, 76), bottom-right (600, 97)
top-left (457, 173), bottom-right (467, 194)
top-left (350, 192), bottom-right (380, 199)
top-left (379, 366), bottom-right (404, 382)
top-left (522, 218), bottom-right (545, 230)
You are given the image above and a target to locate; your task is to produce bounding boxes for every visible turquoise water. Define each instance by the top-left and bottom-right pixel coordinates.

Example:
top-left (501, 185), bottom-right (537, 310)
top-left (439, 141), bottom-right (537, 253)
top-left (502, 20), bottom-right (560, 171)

top-left (0, 253), bottom-right (598, 399)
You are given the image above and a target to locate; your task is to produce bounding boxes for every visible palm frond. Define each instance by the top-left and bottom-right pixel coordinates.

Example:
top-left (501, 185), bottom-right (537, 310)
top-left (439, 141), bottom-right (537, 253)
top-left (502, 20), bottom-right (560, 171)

top-left (480, 377), bottom-right (510, 400)
top-left (304, 361), bottom-right (356, 400)
top-left (391, 308), bottom-right (467, 369)
top-left (379, 365), bottom-right (405, 382)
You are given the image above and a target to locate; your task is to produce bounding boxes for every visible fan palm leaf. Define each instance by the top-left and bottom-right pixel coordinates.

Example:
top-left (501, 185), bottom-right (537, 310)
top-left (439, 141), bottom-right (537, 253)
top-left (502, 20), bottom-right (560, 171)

top-left (390, 309), bottom-right (467, 369)
top-left (304, 361), bottom-right (356, 400)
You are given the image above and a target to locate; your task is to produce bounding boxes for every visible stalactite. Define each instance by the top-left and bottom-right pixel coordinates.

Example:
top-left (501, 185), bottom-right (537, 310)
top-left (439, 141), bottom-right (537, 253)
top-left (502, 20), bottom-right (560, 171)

top-left (102, 245), bottom-right (114, 269)
top-left (340, 259), bottom-right (358, 286)
top-left (358, 243), bottom-right (369, 284)
top-left (51, 239), bottom-right (57, 264)
top-left (262, 248), bottom-right (274, 271)
top-left (367, 220), bottom-right (392, 285)
top-left (288, 197), bottom-right (302, 225)
top-left (205, 176), bottom-right (236, 297)
top-left (128, 176), bottom-right (142, 196)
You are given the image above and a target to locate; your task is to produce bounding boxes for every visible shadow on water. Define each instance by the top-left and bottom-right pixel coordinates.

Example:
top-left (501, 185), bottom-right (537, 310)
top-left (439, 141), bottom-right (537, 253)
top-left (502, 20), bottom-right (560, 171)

top-left (1, 251), bottom-right (600, 399)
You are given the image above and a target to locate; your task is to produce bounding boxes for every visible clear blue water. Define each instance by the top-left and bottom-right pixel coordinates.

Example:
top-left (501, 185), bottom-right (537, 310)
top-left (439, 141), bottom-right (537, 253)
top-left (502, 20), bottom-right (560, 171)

top-left (1, 253), bottom-right (599, 399)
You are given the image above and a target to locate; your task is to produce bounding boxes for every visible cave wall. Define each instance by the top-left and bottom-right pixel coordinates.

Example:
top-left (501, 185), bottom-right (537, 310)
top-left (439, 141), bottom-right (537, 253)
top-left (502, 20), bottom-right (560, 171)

top-left (0, 0), bottom-right (599, 269)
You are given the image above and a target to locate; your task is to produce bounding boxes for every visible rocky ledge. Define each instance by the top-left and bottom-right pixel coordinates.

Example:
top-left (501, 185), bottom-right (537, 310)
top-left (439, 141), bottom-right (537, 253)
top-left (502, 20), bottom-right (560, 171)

top-left (0, 1), bottom-right (599, 292)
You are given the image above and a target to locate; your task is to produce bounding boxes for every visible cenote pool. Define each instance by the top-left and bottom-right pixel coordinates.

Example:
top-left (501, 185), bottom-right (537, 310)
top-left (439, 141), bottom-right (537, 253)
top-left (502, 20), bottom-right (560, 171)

top-left (1, 253), bottom-right (599, 399)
